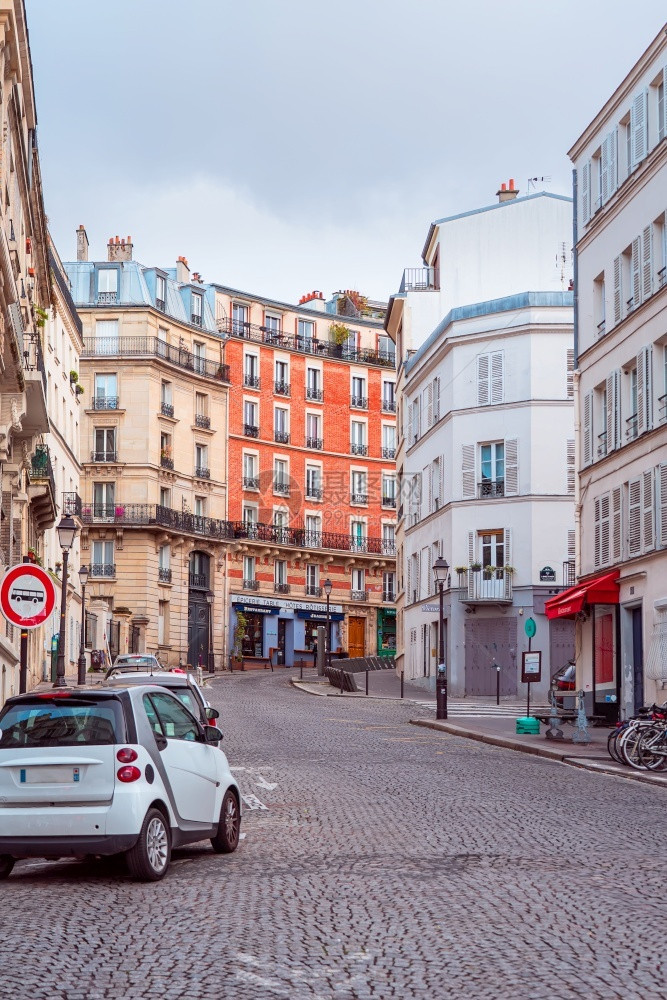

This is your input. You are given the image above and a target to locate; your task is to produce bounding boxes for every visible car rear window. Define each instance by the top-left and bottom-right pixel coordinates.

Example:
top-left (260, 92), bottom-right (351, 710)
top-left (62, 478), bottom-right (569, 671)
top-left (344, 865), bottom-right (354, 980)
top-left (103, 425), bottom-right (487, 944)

top-left (0, 698), bottom-right (126, 747)
top-left (115, 657), bottom-right (156, 668)
top-left (173, 688), bottom-right (201, 716)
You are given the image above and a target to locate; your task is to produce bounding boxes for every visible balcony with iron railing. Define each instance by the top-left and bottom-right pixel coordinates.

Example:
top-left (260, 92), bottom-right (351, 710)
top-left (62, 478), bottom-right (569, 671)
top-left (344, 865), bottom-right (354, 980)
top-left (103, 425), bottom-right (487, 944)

top-left (22, 333), bottom-right (47, 396)
top-left (189, 572), bottom-right (208, 589)
top-left (659, 393), bottom-right (667, 425)
top-left (156, 297), bottom-right (166, 312)
top-left (92, 396), bottom-right (119, 410)
top-left (218, 317), bottom-right (395, 369)
top-left (626, 413), bottom-right (638, 441)
top-left (90, 451), bottom-right (117, 463)
top-left (350, 589), bottom-right (368, 602)
top-left (191, 313), bottom-right (202, 327)
top-left (195, 466), bottom-right (210, 479)
top-left (382, 495), bottom-right (397, 508)
top-left (382, 398), bottom-right (396, 413)
top-left (243, 579), bottom-right (260, 591)
top-left (659, 266), bottom-right (667, 290)
top-left (351, 492), bottom-right (368, 505)
top-left (597, 319), bottom-right (606, 338)
top-left (274, 582), bottom-right (290, 594)
top-left (243, 476), bottom-right (259, 490)
top-left (306, 436), bottom-right (323, 449)
top-left (244, 423), bottom-right (259, 438)
top-left (457, 568), bottom-right (513, 603)
top-left (563, 560), bottom-right (576, 587)
top-left (382, 590), bottom-right (396, 603)
top-left (244, 373), bottom-right (260, 389)
top-left (350, 442), bottom-right (368, 456)
top-left (90, 563), bottom-right (116, 578)
top-left (160, 453), bottom-right (174, 469)
top-left (274, 430), bottom-right (290, 444)
top-left (274, 380), bottom-right (291, 397)
top-left (29, 444), bottom-right (57, 530)
top-left (478, 479), bottom-right (504, 499)
top-left (158, 567), bottom-right (172, 584)
top-left (274, 480), bottom-right (290, 496)
top-left (399, 266), bottom-right (438, 293)
top-left (306, 486), bottom-right (323, 500)
top-left (597, 431), bottom-right (607, 458)
top-left (160, 401), bottom-right (174, 417)
top-left (62, 492), bottom-right (82, 517)
top-left (306, 584), bottom-right (322, 597)
top-left (82, 336), bottom-right (230, 383)
top-left (382, 446), bottom-right (396, 460)
top-left (195, 413), bottom-right (211, 429)
top-left (306, 386), bottom-right (323, 401)
top-left (351, 395), bottom-right (368, 409)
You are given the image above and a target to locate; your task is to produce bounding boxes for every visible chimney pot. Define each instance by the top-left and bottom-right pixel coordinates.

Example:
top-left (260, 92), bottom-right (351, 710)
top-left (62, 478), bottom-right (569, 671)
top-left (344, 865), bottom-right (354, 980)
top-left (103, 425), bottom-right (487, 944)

top-left (107, 233), bottom-right (133, 262)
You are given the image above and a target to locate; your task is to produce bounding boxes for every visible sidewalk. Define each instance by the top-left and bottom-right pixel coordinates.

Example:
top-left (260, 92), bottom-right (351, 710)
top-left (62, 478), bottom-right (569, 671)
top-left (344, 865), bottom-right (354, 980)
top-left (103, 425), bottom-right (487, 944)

top-left (291, 676), bottom-right (667, 789)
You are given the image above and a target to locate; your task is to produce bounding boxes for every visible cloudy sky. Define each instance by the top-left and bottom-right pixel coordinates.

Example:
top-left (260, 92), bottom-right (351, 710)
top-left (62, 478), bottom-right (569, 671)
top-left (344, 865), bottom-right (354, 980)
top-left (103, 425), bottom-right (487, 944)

top-left (27, 0), bottom-right (666, 303)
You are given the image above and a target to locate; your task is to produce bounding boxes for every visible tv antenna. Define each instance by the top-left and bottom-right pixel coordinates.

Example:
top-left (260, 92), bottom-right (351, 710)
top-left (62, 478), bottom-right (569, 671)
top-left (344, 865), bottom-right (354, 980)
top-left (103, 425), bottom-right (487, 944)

top-left (527, 175), bottom-right (552, 193)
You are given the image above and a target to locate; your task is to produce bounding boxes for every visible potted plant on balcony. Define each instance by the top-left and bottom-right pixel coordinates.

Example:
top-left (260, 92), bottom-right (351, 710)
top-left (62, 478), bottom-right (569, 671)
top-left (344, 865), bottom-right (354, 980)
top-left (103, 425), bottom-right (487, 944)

top-left (454, 566), bottom-right (468, 576)
top-left (503, 565), bottom-right (515, 574)
top-left (75, 385), bottom-right (84, 396)
top-left (328, 321), bottom-right (350, 349)
top-left (69, 370), bottom-right (78, 385)
top-left (470, 562), bottom-right (481, 572)
top-left (35, 307), bottom-right (48, 329)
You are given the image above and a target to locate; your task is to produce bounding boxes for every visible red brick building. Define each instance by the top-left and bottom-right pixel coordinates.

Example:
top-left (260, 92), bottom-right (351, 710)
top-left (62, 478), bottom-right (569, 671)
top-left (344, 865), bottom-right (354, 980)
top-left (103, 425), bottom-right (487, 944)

top-left (211, 286), bottom-right (397, 665)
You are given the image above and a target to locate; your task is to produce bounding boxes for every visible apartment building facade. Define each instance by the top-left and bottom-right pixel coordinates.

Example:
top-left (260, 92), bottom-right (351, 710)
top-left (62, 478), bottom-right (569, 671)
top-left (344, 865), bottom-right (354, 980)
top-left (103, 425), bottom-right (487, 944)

top-left (0, 1), bottom-right (54, 699)
top-left (211, 286), bottom-right (397, 665)
top-left (387, 190), bottom-right (575, 694)
top-left (65, 234), bottom-right (231, 670)
top-left (562, 24), bottom-right (667, 721)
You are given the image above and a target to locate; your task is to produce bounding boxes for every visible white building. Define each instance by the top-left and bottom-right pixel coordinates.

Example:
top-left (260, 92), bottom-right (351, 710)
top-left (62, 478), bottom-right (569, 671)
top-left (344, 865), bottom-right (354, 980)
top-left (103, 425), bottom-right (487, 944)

top-left (386, 188), bottom-right (575, 696)
top-left (561, 23), bottom-right (667, 722)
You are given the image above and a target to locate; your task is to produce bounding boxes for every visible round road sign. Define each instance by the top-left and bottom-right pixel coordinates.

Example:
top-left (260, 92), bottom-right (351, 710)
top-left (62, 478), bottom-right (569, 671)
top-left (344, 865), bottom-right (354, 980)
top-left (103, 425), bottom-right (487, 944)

top-left (524, 616), bottom-right (537, 639)
top-left (0, 564), bottom-right (56, 629)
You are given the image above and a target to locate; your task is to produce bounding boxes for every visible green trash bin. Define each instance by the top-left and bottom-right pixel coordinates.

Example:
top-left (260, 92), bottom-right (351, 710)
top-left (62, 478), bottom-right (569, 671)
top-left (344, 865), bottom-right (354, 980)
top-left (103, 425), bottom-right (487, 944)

top-left (50, 634), bottom-right (59, 682)
top-left (516, 716), bottom-right (540, 735)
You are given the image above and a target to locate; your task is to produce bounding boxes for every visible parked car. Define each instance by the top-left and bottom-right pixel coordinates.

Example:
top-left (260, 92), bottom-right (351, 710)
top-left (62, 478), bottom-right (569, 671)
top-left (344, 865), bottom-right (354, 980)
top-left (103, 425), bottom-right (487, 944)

top-left (111, 654), bottom-right (162, 672)
top-left (103, 670), bottom-right (217, 727)
top-left (0, 686), bottom-right (240, 881)
top-left (551, 660), bottom-right (576, 692)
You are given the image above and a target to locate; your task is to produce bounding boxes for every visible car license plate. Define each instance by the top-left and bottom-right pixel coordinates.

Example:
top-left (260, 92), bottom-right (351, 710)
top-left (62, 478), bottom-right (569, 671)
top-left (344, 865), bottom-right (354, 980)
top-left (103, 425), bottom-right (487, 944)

top-left (19, 766), bottom-right (80, 784)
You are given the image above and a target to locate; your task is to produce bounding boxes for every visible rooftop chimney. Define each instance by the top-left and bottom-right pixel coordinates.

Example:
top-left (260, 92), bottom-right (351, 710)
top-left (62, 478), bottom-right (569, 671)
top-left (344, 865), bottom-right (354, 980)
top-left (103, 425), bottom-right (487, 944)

top-left (107, 235), bottom-right (133, 262)
top-left (176, 255), bottom-right (190, 283)
top-left (76, 224), bottom-right (89, 262)
top-left (496, 178), bottom-right (519, 203)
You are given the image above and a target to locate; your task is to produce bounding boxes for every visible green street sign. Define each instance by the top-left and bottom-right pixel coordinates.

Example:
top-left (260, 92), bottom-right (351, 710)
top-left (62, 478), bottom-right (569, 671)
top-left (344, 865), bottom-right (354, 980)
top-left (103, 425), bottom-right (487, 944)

top-left (524, 617), bottom-right (537, 639)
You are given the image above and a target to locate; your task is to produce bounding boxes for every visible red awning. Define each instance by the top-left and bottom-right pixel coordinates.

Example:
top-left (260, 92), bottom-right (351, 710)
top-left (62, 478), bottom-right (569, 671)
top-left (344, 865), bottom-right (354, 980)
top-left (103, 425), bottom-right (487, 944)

top-left (544, 571), bottom-right (619, 620)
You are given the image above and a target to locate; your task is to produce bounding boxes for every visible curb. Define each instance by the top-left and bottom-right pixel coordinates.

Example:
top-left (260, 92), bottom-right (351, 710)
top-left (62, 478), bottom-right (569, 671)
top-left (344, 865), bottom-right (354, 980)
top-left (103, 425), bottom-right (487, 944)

top-left (410, 718), bottom-right (667, 788)
top-left (290, 678), bottom-right (437, 705)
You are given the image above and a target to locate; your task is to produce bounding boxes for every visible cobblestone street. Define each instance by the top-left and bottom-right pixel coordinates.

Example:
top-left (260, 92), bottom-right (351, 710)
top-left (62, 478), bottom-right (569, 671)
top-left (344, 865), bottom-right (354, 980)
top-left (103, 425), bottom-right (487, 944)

top-left (4, 672), bottom-right (667, 999)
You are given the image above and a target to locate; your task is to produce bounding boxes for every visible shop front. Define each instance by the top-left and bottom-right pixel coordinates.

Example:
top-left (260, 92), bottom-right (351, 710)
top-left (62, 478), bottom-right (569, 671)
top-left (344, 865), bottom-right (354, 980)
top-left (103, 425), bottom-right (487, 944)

top-left (545, 571), bottom-right (620, 722)
top-left (377, 608), bottom-right (396, 657)
top-left (230, 594), bottom-right (344, 666)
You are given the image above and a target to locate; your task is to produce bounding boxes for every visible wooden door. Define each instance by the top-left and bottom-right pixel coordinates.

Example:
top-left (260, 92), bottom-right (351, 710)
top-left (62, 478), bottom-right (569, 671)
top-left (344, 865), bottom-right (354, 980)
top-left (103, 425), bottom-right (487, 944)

top-left (348, 617), bottom-right (365, 658)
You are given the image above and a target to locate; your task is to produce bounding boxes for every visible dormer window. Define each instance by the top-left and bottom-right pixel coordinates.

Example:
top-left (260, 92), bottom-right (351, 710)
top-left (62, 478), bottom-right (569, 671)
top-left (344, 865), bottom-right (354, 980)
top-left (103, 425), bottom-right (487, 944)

top-left (191, 292), bottom-right (203, 327)
top-left (156, 274), bottom-right (166, 311)
top-left (97, 268), bottom-right (118, 305)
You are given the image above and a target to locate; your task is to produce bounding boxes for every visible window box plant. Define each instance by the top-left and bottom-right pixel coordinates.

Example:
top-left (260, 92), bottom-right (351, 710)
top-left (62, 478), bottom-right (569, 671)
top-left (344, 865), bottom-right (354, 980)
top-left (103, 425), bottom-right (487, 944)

top-left (470, 562), bottom-right (482, 572)
top-left (69, 370), bottom-right (78, 384)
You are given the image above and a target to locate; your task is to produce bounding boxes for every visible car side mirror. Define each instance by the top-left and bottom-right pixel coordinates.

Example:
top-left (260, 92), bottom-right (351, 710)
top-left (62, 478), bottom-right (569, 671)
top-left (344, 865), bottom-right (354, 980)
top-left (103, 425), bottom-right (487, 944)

top-left (205, 707), bottom-right (219, 721)
top-left (203, 725), bottom-right (223, 744)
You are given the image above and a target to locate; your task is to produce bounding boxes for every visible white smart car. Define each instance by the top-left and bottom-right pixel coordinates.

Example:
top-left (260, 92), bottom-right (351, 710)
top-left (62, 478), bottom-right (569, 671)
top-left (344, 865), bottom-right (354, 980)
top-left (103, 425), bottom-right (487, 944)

top-left (0, 686), bottom-right (241, 881)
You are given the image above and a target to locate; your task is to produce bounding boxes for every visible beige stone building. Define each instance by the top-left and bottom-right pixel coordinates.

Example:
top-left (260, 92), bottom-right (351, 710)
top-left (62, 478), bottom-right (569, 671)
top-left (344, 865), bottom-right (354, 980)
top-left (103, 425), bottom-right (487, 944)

top-left (65, 234), bottom-right (230, 669)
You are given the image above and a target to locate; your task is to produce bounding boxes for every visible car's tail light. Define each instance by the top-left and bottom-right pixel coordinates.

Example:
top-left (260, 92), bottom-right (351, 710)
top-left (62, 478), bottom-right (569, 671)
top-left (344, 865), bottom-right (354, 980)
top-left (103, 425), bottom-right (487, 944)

top-left (36, 691), bottom-right (71, 698)
top-left (116, 747), bottom-right (138, 763)
top-left (117, 765), bottom-right (141, 783)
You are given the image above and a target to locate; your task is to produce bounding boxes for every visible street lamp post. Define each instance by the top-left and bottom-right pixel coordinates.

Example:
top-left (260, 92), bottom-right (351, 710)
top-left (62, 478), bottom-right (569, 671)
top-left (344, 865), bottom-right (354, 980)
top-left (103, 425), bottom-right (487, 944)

top-left (323, 578), bottom-right (332, 674)
top-left (206, 590), bottom-right (214, 673)
top-left (433, 556), bottom-right (449, 720)
top-left (54, 514), bottom-right (78, 688)
top-left (77, 564), bottom-right (89, 686)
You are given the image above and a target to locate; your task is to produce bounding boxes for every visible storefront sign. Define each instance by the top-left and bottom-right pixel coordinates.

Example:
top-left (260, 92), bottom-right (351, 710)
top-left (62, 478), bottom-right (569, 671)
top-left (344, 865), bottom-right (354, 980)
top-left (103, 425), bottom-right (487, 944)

top-left (231, 594), bottom-right (343, 614)
top-left (521, 650), bottom-right (542, 684)
top-left (421, 604), bottom-right (439, 613)
top-left (539, 566), bottom-right (556, 582)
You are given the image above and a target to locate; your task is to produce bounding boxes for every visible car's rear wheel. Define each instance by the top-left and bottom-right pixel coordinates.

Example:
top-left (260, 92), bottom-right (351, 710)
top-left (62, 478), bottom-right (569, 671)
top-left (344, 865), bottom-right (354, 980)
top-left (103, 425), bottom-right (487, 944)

top-left (211, 789), bottom-right (240, 853)
top-left (126, 808), bottom-right (171, 881)
top-left (0, 855), bottom-right (14, 879)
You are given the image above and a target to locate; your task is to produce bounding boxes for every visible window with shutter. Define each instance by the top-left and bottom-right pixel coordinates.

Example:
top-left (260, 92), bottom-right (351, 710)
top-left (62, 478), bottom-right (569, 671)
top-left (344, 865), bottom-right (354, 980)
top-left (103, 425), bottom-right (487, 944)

top-left (611, 487), bottom-right (622, 562)
top-left (642, 224), bottom-right (653, 301)
top-left (566, 440), bottom-right (575, 494)
top-left (581, 160), bottom-right (591, 223)
top-left (432, 377), bottom-right (440, 422)
top-left (631, 89), bottom-right (648, 167)
top-left (504, 438), bottom-right (518, 496)
top-left (660, 67), bottom-right (667, 142)
top-left (566, 349), bottom-right (574, 399)
top-left (600, 493), bottom-right (611, 566)
top-left (643, 469), bottom-right (655, 552)
top-left (600, 128), bottom-right (618, 203)
top-left (583, 391), bottom-right (593, 466)
top-left (491, 352), bottom-right (504, 404)
top-left (631, 235), bottom-right (641, 310)
top-left (467, 531), bottom-right (476, 598)
top-left (628, 478), bottom-right (641, 556)
top-left (461, 444), bottom-right (476, 499)
top-left (568, 529), bottom-right (576, 560)
top-left (423, 383), bottom-right (433, 429)
top-left (411, 399), bottom-right (420, 443)
top-left (641, 345), bottom-right (653, 433)
top-left (477, 355), bottom-right (489, 405)
top-left (594, 497), bottom-right (601, 568)
top-left (606, 370), bottom-right (621, 451)
top-left (503, 527), bottom-right (512, 570)
top-left (612, 255), bottom-right (622, 325)
top-left (659, 463), bottom-right (667, 547)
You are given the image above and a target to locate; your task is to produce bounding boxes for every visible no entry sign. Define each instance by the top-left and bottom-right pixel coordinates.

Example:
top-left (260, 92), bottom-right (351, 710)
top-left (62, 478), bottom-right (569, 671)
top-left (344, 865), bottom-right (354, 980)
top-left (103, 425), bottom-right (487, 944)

top-left (0, 564), bottom-right (57, 629)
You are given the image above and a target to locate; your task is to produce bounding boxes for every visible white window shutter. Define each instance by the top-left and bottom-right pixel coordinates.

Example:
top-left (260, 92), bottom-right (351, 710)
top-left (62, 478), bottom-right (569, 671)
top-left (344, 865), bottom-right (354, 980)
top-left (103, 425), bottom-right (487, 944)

top-left (432, 377), bottom-right (440, 422)
top-left (581, 160), bottom-right (591, 222)
top-left (613, 255), bottom-right (622, 324)
top-left (600, 493), bottom-right (610, 566)
top-left (566, 440), bottom-right (575, 494)
top-left (631, 235), bottom-right (641, 308)
top-left (660, 67), bottom-right (667, 142)
top-left (611, 486), bottom-right (622, 562)
top-left (644, 345), bottom-right (653, 432)
top-left (642, 224), bottom-right (653, 300)
top-left (568, 529), bottom-right (576, 560)
top-left (605, 370), bottom-right (620, 450)
top-left (411, 400), bottom-right (419, 443)
top-left (643, 469), bottom-right (655, 552)
top-left (636, 349), bottom-right (646, 436)
top-left (407, 558), bottom-right (411, 601)
top-left (423, 383), bottom-right (433, 429)
top-left (504, 438), bottom-right (518, 496)
top-left (461, 444), bottom-right (476, 499)
top-left (608, 127), bottom-right (618, 196)
top-left (659, 462), bottom-right (667, 547)
top-left (477, 354), bottom-right (489, 405)
top-left (426, 464), bottom-right (433, 514)
top-left (594, 496), bottom-right (601, 568)
top-left (628, 478), bottom-right (642, 555)
top-left (583, 390), bottom-right (593, 466)
top-left (467, 532), bottom-right (476, 598)
top-left (631, 89), bottom-right (648, 166)
top-left (503, 527), bottom-right (511, 567)
top-left (491, 352), bottom-right (504, 404)
top-left (566, 348), bottom-right (574, 398)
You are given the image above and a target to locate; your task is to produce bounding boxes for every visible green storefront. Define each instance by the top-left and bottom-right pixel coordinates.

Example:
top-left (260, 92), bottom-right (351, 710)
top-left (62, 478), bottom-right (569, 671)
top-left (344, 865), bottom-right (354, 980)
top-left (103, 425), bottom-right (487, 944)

top-left (377, 608), bottom-right (396, 657)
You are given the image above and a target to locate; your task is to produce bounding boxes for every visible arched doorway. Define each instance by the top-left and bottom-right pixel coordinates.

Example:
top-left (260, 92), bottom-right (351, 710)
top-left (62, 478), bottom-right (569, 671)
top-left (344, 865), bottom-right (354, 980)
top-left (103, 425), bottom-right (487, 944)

top-left (188, 551), bottom-right (211, 669)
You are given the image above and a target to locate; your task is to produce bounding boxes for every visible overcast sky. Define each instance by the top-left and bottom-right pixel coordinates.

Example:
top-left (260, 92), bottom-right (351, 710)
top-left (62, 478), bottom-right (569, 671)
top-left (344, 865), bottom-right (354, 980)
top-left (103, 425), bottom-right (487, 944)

top-left (27, 0), bottom-right (667, 303)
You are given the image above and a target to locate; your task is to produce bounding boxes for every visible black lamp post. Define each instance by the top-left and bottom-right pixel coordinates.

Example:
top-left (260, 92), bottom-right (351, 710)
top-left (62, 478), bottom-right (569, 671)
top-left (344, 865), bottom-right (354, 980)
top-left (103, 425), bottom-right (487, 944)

top-left (77, 564), bottom-right (89, 686)
top-left (433, 556), bottom-right (449, 720)
top-left (324, 578), bottom-right (332, 672)
top-left (206, 590), bottom-right (214, 673)
top-left (54, 514), bottom-right (78, 688)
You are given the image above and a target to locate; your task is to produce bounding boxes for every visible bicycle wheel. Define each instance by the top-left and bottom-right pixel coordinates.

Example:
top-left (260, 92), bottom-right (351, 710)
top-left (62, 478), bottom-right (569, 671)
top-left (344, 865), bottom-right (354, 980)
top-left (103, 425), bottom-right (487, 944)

top-left (636, 727), bottom-right (667, 770)
top-left (619, 723), bottom-right (651, 768)
top-left (607, 725), bottom-right (626, 763)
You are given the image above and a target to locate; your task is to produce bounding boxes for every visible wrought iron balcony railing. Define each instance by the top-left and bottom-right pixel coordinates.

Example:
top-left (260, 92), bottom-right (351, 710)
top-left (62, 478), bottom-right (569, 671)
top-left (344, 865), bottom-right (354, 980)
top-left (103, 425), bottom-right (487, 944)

top-left (160, 402), bottom-right (174, 417)
top-left (62, 492), bottom-right (82, 517)
top-left (306, 487), bottom-right (323, 500)
top-left (274, 380), bottom-right (291, 396)
top-left (195, 466), bottom-right (210, 479)
top-left (92, 396), bottom-right (119, 410)
top-left (83, 336), bottom-right (230, 383)
top-left (90, 451), bottom-right (117, 463)
top-left (478, 480), bottom-right (504, 499)
top-left (399, 266), bottom-right (437, 293)
top-left (243, 476), bottom-right (259, 490)
top-left (195, 413), bottom-right (211, 429)
top-left (382, 446), bottom-right (396, 460)
top-left (274, 583), bottom-right (290, 594)
top-left (382, 398), bottom-right (397, 413)
top-left (274, 430), bottom-right (290, 444)
top-left (351, 493), bottom-right (368, 505)
top-left (30, 444), bottom-right (56, 502)
top-left (244, 424), bottom-right (259, 437)
top-left (90, 563), bottom-right (116, 578)
top-left (218, 317), bottom-right (395, 369)
top-left (382, 496), bottom-right (397, 508)
top-left (189, 572), bottom-right (208, 588)
top-left (158, 567), bottom-right (172, 583)
top-left (350, 589), bottom-right (368, 602)
top-left (306, 386), bottom-right (323, 401)
top-left (351, 395), bottom-right (368, 409)
top-left (160, 454), bottom-right (174, 469)
top-left (22, 333), bottom-right (47, 395)
top-left (274, 480), bottom-right (290, 496)
top-left (350, 442), bottom-right (368, 456)
top-left (382, 590), bottom-right (396, 603)
top-left (306, 437), bottom-right (323, 449)
top-left (306, 584), bottom-right (322, 597)
top-left (243, 579), bottom-right (260, 590)
top-left (244, 374), bottom-right (260, 389)
top-left (156, 297), bottom-right (166, 312)
top-left (457, 569), bottom-right (513, 603)
top-left (563, 560), bottom-right (575, 587)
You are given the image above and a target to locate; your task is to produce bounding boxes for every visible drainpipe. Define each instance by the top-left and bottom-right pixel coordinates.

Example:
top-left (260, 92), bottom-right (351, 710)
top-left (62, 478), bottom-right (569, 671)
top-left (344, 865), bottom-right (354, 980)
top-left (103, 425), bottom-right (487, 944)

top-left (572, 167), bottom-right (578, 366)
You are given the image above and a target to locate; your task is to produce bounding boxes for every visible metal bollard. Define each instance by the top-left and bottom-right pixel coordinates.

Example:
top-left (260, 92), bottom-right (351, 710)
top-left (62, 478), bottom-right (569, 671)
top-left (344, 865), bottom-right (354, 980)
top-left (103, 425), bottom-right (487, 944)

top-left (365, 670), bottom-right (369, 696)
top-left (340, 668), bottom-right (344, 696)
top-left (300, 660), bottom-right (303, 680)
top-left (400, 670), bottom-right (404, 699)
